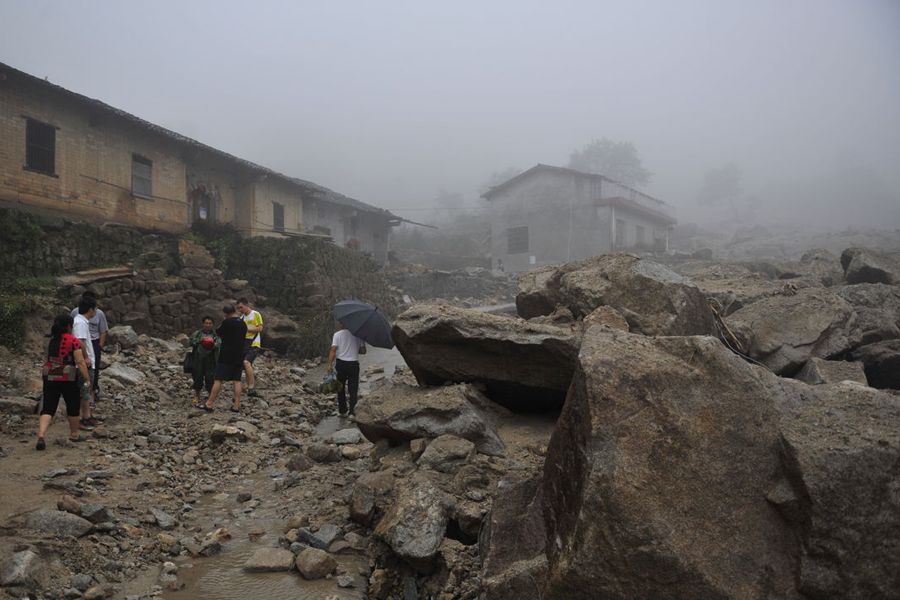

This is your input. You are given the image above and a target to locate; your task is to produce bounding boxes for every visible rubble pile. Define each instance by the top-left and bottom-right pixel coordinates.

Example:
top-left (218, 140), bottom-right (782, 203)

top-left (370, 249), bottom-right (899, 599)
top-left (387, 263), bottom-right (515, 307)
top-left (1, 246), bottom-right (898, 600)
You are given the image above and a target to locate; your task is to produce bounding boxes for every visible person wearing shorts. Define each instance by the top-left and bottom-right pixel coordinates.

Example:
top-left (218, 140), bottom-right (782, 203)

top-left (36, 314), bottom-right (92, 449)
top-left (201, 305), bottom-right (247, 413)
top-left (237, 298), bottom-right (263, 397)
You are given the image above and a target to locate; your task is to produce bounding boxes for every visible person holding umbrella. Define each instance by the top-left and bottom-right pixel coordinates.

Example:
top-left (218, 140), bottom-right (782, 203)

top-left (326, 322), bottom-right (366, 417)
top-left (328, 300), bottom-right (395, 418)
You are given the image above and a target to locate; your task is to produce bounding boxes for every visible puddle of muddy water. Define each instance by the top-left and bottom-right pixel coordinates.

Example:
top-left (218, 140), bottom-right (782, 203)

top-left (121, 476), bottom-right (368, 600)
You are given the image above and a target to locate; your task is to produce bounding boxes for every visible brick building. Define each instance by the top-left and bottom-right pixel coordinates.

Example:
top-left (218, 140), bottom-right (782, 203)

top-left (0, 61), bottom-right (401, 263)
top-left (483, 164), bottom-right (676, 272)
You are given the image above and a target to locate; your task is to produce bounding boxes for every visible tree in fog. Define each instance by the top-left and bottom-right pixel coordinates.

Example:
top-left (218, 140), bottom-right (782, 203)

top-left (567, 138), bottom-right (650, 187)
top-left (697, 163), bottom-right (745, 221)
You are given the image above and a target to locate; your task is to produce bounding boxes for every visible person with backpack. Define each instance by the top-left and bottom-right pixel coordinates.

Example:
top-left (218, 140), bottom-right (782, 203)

top-left (36, 314), bottom-right (92, 449)
top-left (188, 316), bottom-right (220, 406)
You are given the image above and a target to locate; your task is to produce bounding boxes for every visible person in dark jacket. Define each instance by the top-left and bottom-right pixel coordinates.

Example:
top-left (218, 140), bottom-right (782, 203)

top-left (200, 305), bottom-right (247, 413)
top-left (188, 316), bottom-right (220, 406)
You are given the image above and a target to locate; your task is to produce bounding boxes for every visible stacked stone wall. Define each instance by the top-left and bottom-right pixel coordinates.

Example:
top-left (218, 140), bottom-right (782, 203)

top-left (0, 208), bottom-right (394, 358)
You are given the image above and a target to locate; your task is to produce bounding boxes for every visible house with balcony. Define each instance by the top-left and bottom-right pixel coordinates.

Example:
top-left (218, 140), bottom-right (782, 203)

top-left (0, 61), bottom-right (402, 263)
top-left (482, 164), bottom-right (676, 272)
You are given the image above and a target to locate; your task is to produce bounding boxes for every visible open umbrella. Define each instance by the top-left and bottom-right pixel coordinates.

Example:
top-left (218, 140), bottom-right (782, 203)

top-left (334, 300), bottom-right (394, 349)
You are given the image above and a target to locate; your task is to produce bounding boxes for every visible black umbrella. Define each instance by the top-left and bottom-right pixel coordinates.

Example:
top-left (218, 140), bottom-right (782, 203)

top-left (334, 300), bottom-right (394, 349)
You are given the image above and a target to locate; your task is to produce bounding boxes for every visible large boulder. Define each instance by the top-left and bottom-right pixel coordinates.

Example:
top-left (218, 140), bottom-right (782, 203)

top-left (841, 247), bottom-right (900, 285)
top-left (479, 478), bottom-right (548, 600)
top-left (373, 472), bottom-right (449, 571)
top-left (516, 254), bottom-right (716, 336)
top-left (851, 339), bottom-right (900, 390)
top-left (835, 283), bottom-right (900, 345)
top-left (727, 287), bottom-right (860, 375)
top-left (542, 326), bottom-right (798, 599)
top-left (392, 304), bottom-right (580, 410)
top-left (356, 383), bottom-right (505, 456)
top-left (773, 380), bottom-right (900, 598)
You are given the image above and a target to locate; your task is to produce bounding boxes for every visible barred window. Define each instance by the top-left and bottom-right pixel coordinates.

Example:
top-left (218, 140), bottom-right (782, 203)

top-left (132, 154), bottom-right (152, 197)
top-left (507, 226), bottom-right (529, 254)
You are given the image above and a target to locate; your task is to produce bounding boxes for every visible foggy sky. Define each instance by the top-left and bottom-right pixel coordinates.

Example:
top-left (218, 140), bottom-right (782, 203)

top-left (2, 0), bottom-right (898, 227)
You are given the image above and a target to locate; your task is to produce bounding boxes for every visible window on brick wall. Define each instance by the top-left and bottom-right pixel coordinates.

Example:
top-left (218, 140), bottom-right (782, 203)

top-left (507, 226), bottom-right (529, 254)
top-left (25, 118), bottom-right (56, 175)
top-left (273, 202), bottom-right (285, 232)
top-left (132, 154), bottom-right (152, 197)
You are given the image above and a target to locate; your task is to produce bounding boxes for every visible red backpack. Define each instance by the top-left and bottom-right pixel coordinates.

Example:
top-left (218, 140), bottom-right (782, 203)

top-left (43, 334), bottom-right (78, 382)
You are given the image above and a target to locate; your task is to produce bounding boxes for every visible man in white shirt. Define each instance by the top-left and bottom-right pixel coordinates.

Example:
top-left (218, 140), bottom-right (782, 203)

top-left (73, 296), bottom-right (98, 429)
top-left (71, 291), bottom-right (108, 401)
top-left (326, 324), bottom-right (366, 417)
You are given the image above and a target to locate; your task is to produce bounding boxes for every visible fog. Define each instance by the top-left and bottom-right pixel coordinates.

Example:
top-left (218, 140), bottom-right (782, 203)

top-left (2, 0), bottom-right (898, 229)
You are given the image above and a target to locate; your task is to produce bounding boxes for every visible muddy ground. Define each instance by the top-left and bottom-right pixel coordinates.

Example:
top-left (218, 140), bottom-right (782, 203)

top-left (0, 326), bottom-right (554, 600)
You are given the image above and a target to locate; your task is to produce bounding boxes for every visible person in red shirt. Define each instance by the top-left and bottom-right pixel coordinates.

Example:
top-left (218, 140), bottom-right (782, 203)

top-left (36, 314), bottom-right (92, 449)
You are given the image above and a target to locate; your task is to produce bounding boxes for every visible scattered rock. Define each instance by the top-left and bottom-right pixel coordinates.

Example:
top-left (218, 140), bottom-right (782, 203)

top-left (298, 524), bottom-right (342, 550)
top-left (417, 434), bottom-right (475, 474)
top-left (306, 443), bottom-right (341, 463)
top-left (373, 473), bottom-right (449, 571)
top-left (149, 508), bottom-right (176, 531)
top-left (107, 325), bottom-right (139, 349)
top-left (727, 287), bottom-right (860, 374)
top-left (286, 451), bottom-right (314, 472)
top-left (330, 428), bottom-right (362, 445)
top-left (0, 550), bottom-right (45, 589)
top-left (57, 495), bottom-right (82, 516)
top-left (236, 492), bottom-right (252, 503)
top-left (841, 247), bottom-right (899, 284)
top-left (349, 471), bottom-right (395, 526)
top-left (295, 548), bottom-right (337, 580)
top-left (581, 305), bottom-right (629, 331)
top-left (242, 547), bottom-right (296, 572)
top-left (357, 383), bottom-right (505, 456)
top-left (516, 253), bottom-right (716, 335)
top-left (103, 362), bottom-right (146, 385)
top-left (25, 510), bottom-right (93, 538)
top-left (336, 574), bottom-right (355, 588)
top-left (795, 357), bottom-right (867, 385)
top-left (409, 438), bottom-right (428, 460)
top-left (851, 339), bottom-right (900, 389)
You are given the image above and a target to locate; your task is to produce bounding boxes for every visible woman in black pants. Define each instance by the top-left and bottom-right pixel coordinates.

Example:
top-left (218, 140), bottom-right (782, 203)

top-left (36, 314), bottom-right (92, 449)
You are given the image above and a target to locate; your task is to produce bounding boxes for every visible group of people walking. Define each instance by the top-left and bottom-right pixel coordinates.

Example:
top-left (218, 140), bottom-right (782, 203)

top-left (38, 292), bottom-right (366, 448)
